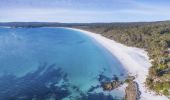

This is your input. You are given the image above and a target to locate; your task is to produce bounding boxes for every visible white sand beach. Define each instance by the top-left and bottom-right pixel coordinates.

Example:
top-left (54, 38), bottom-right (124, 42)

top-left (68, 28), bottom-right (168, 100)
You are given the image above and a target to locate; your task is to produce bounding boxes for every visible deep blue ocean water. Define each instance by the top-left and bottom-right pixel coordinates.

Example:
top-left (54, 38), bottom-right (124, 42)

top-left (0, 27), bottom-right (127, 100)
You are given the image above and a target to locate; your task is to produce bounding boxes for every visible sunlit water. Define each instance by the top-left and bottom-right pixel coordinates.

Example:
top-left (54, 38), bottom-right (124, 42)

top-left (0, 27), bottom-right (127, 100)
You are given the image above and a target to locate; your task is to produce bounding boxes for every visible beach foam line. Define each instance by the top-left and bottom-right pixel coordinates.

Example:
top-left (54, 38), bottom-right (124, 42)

top-left (66, 28), bottom-right (168, 100)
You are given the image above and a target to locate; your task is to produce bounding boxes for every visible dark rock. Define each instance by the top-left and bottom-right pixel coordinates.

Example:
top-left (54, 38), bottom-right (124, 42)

top-left (128, 76), bottom-right (135, 81)
top-left (125, 76), bottom-right (136, 83)
top-left (102, 82), bottom-right (113, 91)
top-left (102, 81), bottom-right (122, 91)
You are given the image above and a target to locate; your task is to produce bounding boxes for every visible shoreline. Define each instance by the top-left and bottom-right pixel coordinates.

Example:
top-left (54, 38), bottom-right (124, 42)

top-left (67, 28), bottom-right (168, 100)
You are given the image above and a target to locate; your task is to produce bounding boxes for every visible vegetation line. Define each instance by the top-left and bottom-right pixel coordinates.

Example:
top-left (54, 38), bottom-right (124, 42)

top-left (74, 21), bottom-right (170, 98)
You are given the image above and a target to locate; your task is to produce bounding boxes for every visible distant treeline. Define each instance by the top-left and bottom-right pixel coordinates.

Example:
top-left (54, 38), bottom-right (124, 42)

top-left (0, 21), bottom-right (168, 28)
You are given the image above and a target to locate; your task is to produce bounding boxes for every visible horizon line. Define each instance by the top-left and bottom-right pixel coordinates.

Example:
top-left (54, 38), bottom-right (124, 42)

top-left (0, 20), bottom-right (170, 24)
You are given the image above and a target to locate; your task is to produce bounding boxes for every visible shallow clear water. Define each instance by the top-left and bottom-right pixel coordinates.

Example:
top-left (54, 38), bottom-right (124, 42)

top-left (0, 27), bottom-right (127, 100)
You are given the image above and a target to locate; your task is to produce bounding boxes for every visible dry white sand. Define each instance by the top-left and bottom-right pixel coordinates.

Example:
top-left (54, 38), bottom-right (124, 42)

top-left (68, 28), bottom-right (168, 100)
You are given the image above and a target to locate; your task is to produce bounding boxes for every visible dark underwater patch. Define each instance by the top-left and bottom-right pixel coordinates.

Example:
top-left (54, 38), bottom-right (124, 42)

top-left (0, 63), bottom-right (70, 100)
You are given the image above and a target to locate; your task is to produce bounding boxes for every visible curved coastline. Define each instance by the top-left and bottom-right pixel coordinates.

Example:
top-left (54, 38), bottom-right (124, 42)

top-left (66, 28), bottom-right (168, 100)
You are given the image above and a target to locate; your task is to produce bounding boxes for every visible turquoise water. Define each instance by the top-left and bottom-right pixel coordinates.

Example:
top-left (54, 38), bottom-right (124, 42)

top-left (0, 27), bottom-right (126, 100)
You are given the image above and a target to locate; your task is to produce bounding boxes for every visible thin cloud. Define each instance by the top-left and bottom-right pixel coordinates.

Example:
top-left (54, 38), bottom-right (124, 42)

top-left (0, 0), bottom-right (170, 22)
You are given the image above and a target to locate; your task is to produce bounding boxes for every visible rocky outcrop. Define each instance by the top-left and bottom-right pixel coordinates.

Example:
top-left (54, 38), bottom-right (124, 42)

top-left (125, 81), bottom-right (140, 100)
top-left (102, 81), bottom-right (122, 91)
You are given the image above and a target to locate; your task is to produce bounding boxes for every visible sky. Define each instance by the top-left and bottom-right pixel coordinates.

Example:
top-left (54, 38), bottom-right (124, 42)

top-left (0, 0), bottom-right (170, 23)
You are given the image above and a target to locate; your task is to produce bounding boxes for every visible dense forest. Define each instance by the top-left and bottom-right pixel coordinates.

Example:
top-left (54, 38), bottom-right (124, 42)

top-left (75, 21), bottom-right (170, 97)
top-left (1, 21), bottom-right (170, 97)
